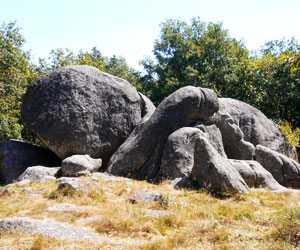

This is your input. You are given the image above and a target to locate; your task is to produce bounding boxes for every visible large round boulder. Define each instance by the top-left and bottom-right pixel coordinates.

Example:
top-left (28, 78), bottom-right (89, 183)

top-left (21, 65), bottom-right (154, 166)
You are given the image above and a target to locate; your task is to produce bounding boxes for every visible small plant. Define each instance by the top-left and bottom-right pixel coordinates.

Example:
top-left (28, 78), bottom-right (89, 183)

top-left (48, 187), bottom-right (77, 199)
top-left (279, 120), bottom-right (300, 161)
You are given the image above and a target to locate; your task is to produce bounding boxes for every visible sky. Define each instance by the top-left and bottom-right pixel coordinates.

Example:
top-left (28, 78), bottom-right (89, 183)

top-left (1, 0), bottom-right (300, 70)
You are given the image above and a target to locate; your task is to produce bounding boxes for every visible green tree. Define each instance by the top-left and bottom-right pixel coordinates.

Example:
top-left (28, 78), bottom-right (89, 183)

top-left (0, 21), bottom-right (36, 141)
top-left (141, 17), bottom-right (248, 104)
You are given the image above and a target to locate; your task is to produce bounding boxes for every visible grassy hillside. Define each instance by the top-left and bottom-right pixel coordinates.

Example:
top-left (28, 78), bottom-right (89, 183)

top-left (1, 174), bottom-right (300, 249)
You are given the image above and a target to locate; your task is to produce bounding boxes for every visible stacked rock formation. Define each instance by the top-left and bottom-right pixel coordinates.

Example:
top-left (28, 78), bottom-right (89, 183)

top-left (0, 65), bottom-right (299, 194)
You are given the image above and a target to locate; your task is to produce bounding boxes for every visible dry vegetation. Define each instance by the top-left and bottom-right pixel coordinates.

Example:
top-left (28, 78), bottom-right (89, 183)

top-left (1, 175), bottom-right (300, 250)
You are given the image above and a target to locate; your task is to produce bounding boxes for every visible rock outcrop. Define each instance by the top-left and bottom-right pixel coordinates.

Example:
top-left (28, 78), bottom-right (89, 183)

top-left (0, 140), bottom-right (61, 184)
top-left (229, 159), bottom-right (286, 191)
top-left (0, 217), bottom-right (118, 242)
top-left (218, 98), bottom-right (291, 157)
top-left (106, 86), bottom-right (220, 180)
top-left (21, 65), bottom-right (155, 166)
top-left (255, 145), bottom-right (300, 188)
top-left (17, 165), bottom-right (60, 182)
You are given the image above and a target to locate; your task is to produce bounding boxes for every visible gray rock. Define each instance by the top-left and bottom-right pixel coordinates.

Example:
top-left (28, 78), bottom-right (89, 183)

top-left (191, 136), bottom-right (249, 194)
top-left (159, 126), bottom-right (226, 180)
top-left (21, 65), bottom-right (154, 166)
top-left (129, 192), bottom-right (163, 203)
top-left (22, 187), bottom-right (33, 193)
top-left (217, 114), bottom-right (255, 160)
top-left (195, 123), bottom-right (227, 157)
top-left (0, 140), bottom-right (61, 184)
top-left (229, 159), bottom-right (286, 191)
top-left (107, 86), bottom-right (220, 180)
top-left (15, 179), bottom-right (31, 186)
top-left (18, 165), bottom-right (60, 182)
top-left (145, 209), bottom-right (175, 218)
top-left (169, 178), bottom-right (195, 189)
top-left (139, 92), bottom-right (156, 122)
top-left (61, 154), bottom-right (102, 177)
top-left (218, 98), bottom-right (292, 157)
top-left (24, 193), bottom-right (43, 198)
top-left (255, 145), bottom-right (300, 188)
top-left (47, 203), bottom-right (99, 212)
top-left (0, 187), bottom-right (9, 196)
top-left (57, 178), bottom-right (81, 190)
top-left (0, 216), bottom-right (118, 242)
top-left (0, 247), bottom-right (20, 250)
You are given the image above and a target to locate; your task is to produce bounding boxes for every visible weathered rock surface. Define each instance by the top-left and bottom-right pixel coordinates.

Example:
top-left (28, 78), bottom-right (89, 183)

top-left (159, 126), bottom-right (225, 180)
top-left (18, 165), bottom-right (60, 182)
top-left (229, 159), bottom-right (286, 191)
top-left (47, 203), bottom-right (99, 212)
top-left (218, 98), bottom-right (291, 156)
top-left (61, 154), bottom-right (102, 177)
top-left (158, 126), bottom-right (248, 193)
top-left (106, 86), bottom-right (220, 180)
top-left (0, 217), bottom-right (118, 242)
top-left (129, 192), bottom-right (163, 203)
top-left (255, 145), bottom-right (300, 188)
top-left (0, 140), bottom-right (61, 184)
top-left (21, 65), bottom-right (154, 166)
top-left (217, 114), bottom-right (255, 160)
top-left (191, 136), bottom-right (249, 194)
top-left (57, 177), bottom-right (81, 190)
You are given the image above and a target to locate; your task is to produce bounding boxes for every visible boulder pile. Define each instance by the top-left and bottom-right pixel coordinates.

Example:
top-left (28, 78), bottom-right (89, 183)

top-left (0, 65), bottom-right (299, 194)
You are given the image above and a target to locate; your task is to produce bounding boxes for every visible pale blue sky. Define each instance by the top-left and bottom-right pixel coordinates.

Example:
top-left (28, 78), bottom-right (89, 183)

top-left (1, 0), bottom-right (300, 70)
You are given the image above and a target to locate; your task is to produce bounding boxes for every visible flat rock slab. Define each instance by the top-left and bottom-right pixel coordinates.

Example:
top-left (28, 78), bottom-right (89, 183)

top-left (0, 247), bottom-right (20, 250)
top-left (47, 203), bottom-right (99, 212)
top-left (18, 166), bottom-right (60, 182)
top-left (15, 179), bottom-right (31, 186)
top-left (129, 192), bottom-right (163, 203)
top-left (0, 217), bottom-right (120, 243)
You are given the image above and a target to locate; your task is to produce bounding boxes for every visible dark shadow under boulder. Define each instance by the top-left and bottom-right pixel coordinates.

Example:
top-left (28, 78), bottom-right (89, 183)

top-left (0, 140), bottom-right (61, 184)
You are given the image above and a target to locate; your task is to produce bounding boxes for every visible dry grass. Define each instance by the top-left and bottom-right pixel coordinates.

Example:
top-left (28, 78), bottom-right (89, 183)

top-left (1, 176), bottom-right (300, 249)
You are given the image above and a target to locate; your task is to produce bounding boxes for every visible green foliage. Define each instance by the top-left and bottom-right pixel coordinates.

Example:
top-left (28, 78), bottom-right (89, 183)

top-left (140, 17), bottom-right (248, 104)
top-left (0, 21), bottom-right (36, 141)
top-left (279, 121), bottom-right (300, 160)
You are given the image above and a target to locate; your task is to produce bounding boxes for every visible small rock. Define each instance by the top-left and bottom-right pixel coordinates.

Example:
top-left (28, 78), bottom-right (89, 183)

top-left (91, 172), bottom-right (102, 180)
top-left (251, 199), bottom-right (261, 205)
top-left (145, 209), bottom-right (175, 218)
top-left (0, 187), bottom-right (10, 196)
top-left (47, 203), bottom-right (99, 212)
top-left (16, 179), bottom-right (30, 186)
top-left (129, 192), bottom-right (163, 203)
top-left (22, 187), bottom-right (33, 193)
top-left (57, 180), bottom-right (80, 191)
top-left (24, 194), bottom-right (43, 198)
top-left (61, 155), bottom-right (102, 177)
